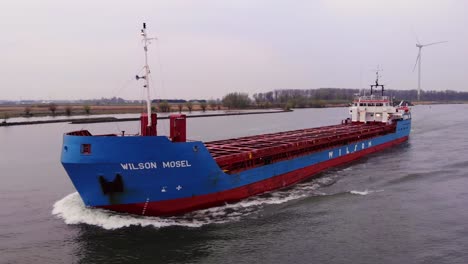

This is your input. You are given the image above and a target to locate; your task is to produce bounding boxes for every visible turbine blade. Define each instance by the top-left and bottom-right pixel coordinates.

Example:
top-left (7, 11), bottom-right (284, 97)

top-left (423, 41), bottom-right (448, 47)
top-left (412, 53), bottom-right (421, 72)
top-left (412, 28), bottom-right (421, 45)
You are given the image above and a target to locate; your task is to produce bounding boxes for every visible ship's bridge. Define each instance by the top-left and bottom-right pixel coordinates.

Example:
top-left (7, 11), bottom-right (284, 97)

top-left (350, 94), bottom-right (400, 124)
top-left (353, 95), bottom-right (390, 106)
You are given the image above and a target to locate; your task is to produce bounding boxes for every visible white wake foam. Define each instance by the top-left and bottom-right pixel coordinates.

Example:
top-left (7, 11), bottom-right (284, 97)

top-left (349, 189), bottom-right (384, 196)
top-left (52, 177), bottom-right (336, 230)
top-left (52, 193), bottom-right (214, 229)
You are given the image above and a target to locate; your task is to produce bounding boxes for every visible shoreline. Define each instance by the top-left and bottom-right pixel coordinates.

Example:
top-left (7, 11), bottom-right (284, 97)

top-left (0, 110), bottom-right (292, 127)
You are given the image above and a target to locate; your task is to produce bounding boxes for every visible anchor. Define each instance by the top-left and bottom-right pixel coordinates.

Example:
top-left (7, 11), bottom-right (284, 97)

top-left (99, 174), bottom-right (124, 195)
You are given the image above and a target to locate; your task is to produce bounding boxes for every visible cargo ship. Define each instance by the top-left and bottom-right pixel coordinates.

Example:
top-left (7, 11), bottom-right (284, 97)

top-left (60, 24), bottom-right (411, 216)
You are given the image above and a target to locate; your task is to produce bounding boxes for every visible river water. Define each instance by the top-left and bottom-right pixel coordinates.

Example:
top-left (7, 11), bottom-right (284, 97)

top-left (1, 105), bottom-right (468, 264)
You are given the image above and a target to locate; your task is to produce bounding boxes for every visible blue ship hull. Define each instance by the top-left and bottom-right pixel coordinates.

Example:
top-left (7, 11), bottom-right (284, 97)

top-left (61, 119), bottom-right (411, 216)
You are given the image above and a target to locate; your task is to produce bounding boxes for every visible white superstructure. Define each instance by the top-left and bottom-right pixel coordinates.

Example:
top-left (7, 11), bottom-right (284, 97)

top-left (349, 73), bottom-right (411, 123)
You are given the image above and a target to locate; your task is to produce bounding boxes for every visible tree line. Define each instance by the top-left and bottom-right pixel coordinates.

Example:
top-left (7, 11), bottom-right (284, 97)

top-left (4, 88), bottom-right (466, 119)
top-left (220, 88), bottom-right (468, 109)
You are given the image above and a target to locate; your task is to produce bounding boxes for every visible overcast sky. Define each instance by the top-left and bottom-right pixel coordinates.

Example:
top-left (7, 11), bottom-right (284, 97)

top-left (1, 0), bottom-right (467, 100)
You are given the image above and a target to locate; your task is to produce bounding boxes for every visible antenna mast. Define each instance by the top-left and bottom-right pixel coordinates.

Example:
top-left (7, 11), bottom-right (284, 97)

top-left (370, 66), bottom-right (385, 96)
top-left (136, 22), bottom-right (156, 127)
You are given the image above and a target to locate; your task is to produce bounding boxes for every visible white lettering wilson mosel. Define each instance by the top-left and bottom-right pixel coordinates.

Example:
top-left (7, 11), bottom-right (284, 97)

top-left (162, 160), bottom-right (191, 168)
top-left (120, 162), bottom-right (157, 170)
top-left (120, 160), bottom-right (192, 170)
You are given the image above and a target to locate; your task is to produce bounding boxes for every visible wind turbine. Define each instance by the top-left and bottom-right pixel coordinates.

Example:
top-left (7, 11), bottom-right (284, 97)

top-left (413, 40), bottom-right (447, 101)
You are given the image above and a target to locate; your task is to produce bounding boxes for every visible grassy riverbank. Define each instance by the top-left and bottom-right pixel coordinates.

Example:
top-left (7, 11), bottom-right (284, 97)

top-left (0, 103), bottom-right (226, 120)
top-left (1, 100), bottom-right (467, 121)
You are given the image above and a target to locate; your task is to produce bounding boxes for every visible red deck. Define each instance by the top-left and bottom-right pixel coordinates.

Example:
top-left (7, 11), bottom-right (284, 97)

top-left (205, 122), bottom-right (396, 173)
